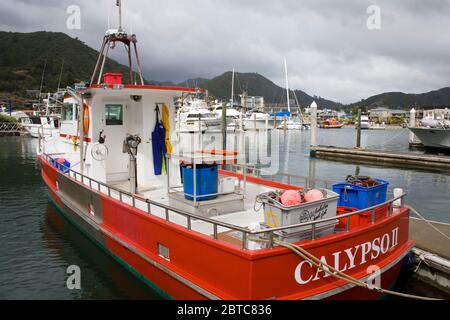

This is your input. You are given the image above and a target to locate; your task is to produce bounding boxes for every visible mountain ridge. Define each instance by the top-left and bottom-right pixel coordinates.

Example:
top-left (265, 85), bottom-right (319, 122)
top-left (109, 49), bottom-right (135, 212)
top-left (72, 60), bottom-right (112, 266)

top-left (1, 31), bottom-right (449, 110)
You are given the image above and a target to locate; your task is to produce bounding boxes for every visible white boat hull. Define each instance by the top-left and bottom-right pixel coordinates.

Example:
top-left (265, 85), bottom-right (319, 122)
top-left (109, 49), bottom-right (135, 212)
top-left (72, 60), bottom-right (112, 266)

top-left (408, 127), bottom-right (450, 149)
top-left (23, 124), bottom-right (59, 138)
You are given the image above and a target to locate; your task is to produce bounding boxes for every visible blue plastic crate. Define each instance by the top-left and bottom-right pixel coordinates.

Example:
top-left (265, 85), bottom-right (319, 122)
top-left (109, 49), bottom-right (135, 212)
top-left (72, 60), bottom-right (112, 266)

top-left (332, 179), bottom-right (389, 210)
top-left (182, 164), bottom-right (218, 201)
top-left (51, 158), bottom-right (71, 174)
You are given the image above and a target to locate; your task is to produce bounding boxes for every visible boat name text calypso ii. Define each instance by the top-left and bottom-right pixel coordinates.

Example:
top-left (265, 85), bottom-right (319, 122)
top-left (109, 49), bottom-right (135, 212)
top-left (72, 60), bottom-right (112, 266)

top-left (295, 227), bottom-right (400, 285)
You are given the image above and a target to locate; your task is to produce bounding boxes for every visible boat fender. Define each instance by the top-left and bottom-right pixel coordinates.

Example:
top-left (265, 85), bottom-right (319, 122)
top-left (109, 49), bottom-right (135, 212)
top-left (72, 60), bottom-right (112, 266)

top-left (280, 190), bottom-right (302, 206)
top-left (393, 188), bottom-right (404, 208)
top-left (83, 103), bottom-right (90, 136)
top-left (304, 189), bottom-right (325, 202)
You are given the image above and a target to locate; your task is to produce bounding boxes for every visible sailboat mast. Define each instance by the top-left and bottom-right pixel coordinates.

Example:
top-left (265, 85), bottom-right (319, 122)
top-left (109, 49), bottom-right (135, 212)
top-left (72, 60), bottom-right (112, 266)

top-left (57, 59), bottom-right (65, 91)
top-left (38, 58), bottom-right (47, 105)
top-left (231, 68), bottom-right (235, 107)
top-left (284, 58), bottom-right (290, 113)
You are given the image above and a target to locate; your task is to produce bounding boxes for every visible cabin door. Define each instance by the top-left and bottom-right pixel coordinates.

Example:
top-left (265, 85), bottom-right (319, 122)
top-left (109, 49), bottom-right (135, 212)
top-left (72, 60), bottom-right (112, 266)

top-left (102, 103), bottom-right (129, 182)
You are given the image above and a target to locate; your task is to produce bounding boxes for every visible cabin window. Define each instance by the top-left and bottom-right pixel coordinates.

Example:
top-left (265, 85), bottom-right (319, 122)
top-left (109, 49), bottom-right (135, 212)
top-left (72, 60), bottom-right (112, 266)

top-left (105, 104), bottom-right (123, 125)
top-left (29, 117), bottom-right (42, 125)
top-left (62, 103), bottom-right (74, 121)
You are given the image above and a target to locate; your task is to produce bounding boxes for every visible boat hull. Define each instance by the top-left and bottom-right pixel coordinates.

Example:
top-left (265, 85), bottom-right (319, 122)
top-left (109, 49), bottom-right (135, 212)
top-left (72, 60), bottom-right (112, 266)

top-left (40, 155), bottom-right (413, 300)
top-left (319, 125), bottom-right (345, 129)
top-left (408, 127), bottom-right (450, 149)
top-left (23, 124), bottom-right (59, 138)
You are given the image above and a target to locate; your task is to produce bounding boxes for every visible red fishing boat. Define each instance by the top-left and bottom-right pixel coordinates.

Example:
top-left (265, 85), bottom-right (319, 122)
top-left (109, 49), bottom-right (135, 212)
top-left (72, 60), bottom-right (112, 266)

top-left (319, 118), bottom-right (345, 129)
top-left (37, 2), bottom-right (414, 300)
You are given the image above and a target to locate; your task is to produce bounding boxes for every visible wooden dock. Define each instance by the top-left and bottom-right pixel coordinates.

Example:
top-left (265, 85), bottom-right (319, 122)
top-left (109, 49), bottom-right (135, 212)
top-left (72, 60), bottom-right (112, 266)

top-left (409, 218), bottom-right (450, 295)
top-left (410, 218), bottom-right (450, 260)
top-left (310, 145), bottom-right (450, 171)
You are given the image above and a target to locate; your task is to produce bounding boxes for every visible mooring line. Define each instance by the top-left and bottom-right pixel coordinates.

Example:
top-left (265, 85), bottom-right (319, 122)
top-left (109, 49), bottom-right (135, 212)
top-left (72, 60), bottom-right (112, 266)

top-left (406, 205), bottom-right (450, 241)
top-left (274, 239), bottom-right (440, 300)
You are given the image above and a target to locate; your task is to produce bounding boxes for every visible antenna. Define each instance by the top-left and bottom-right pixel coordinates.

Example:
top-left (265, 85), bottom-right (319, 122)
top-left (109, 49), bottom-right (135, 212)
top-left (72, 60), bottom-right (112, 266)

top-left (107, 7), bottom-right (110, 29)
top-left (116, 0), bottom-right (123, 32)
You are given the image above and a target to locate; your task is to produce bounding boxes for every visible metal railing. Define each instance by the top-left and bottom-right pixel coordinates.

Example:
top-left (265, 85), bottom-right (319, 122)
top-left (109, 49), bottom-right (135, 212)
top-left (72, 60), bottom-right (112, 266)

top-left (42, 153), bottom-right (407, 250)
top-left (0, 122), bottom-right (24, 135)
top-left (227, 163), bottom-right (334, 189)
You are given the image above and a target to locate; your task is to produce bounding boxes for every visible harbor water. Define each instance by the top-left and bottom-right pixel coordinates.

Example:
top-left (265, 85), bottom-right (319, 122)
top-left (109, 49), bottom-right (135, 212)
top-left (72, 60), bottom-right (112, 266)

top-left (1, 129), bottom-right (449, 299)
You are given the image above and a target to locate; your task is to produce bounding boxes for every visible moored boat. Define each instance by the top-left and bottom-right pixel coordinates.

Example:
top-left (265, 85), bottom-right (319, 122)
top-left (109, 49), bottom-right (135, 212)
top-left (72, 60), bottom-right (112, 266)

top-left (408, 118), bottom-right (450, 150)
top-left (37, 1), bottom-right (414, 300)
top-left (20, 115), bottom-right (60, 138)
top-left (319, 118), bottom-right (345, 129)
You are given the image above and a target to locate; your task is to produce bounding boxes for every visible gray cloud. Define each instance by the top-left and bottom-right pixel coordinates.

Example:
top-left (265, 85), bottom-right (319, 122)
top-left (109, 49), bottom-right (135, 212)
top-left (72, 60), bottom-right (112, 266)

top-left (1, 0), bottom-right (450, 104)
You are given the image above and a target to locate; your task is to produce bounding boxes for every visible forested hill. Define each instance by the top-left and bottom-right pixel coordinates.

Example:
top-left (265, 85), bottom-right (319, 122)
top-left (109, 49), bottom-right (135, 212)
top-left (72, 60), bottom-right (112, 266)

top-left (0, 31), bottom-right (140, 95)
top-left (179, 71), bottom-right (342, 109)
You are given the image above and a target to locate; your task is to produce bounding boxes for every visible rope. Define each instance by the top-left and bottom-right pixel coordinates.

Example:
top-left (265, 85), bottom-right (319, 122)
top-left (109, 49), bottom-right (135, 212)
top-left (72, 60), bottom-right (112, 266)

top-left (406, 205), bottom-right (450, 241)
top-left (365, 129), bottom-right (408, 150)
top-left (274, 239), bottom-right (440, 300)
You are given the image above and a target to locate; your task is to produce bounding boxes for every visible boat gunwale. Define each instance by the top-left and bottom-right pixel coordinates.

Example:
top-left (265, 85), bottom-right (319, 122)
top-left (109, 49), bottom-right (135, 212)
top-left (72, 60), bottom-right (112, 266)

top-left (39, 153), bottom-right (409, 260)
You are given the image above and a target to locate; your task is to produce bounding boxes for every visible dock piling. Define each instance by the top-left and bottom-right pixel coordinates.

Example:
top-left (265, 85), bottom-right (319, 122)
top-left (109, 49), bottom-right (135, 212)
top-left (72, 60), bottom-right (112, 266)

top-left (409, 108), bottom-right (421, 145)
top-left (222, 102), bottom-right (227, 149)
top-left (356, 108), bottom-right (361, 149)
top-left (310, 101), bottom-right (317, 146)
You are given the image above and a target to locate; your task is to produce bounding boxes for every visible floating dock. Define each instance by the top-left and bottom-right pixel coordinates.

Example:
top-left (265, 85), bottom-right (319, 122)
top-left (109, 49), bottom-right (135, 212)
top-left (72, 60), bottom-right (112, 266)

top-left (409, 218), bottom-right (450, 295)
top-left (310, 145), bottom-right (450, 171)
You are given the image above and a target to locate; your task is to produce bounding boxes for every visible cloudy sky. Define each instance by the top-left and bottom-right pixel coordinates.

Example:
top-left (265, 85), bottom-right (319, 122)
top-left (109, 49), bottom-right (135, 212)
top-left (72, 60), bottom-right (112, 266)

top-left (1, 0), bottom-right (450, 103)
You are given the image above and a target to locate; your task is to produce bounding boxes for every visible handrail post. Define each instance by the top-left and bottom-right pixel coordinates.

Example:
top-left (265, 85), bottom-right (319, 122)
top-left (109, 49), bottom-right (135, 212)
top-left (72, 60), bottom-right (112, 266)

top-left (165, 208), bottom-right (169, 221)
top-left (268, 231), bottom-right (274, 248)
top-left (242, 231), bottom-right (247, 250)
top-left (311, 223), bottom-right (316, 240)
top-left (346, 216), bottom-right (350, 232)
top-left (371, 208), bottom-right (376, 224)
top-left (187, 216), bottom-right (192, 230)
top-left (213, 224), bottom-right (218, 240)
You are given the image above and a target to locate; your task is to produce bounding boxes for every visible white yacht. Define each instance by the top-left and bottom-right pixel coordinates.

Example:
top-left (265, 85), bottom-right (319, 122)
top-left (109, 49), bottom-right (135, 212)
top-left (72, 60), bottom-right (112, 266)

top-left (360, 115), bottom-right (370, 129)
top-left (177, 99), bottom-right (220, 133)
top-left (409, 117), bottom-right (450, 150)
top-left (20, 115), bottom-right (60, 138)
top-left (212, 103), bottom-right (245, 131)
top-left (243, 109), bottom-right (271, 130)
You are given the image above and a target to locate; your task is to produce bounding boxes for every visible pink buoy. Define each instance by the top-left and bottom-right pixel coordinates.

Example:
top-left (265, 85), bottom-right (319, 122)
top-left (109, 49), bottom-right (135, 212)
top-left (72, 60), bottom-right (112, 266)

top-left (280, 190), bottom-right (302, 206)
top-left (304, 189), bottom-right (324, 202)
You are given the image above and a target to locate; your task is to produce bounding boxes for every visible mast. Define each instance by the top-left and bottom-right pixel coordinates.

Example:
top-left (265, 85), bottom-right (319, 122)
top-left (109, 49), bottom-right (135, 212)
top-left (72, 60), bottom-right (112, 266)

top-left (231, 68), bottom-right (235, 108)
top-left (90, 0), bottom-right (144, 85)
top-left (284, 58), bottom-right (291, 113)
top-left (38, 58), bottom-right (47, 105)
top-left (57, 59), bottom-right (65, 91)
